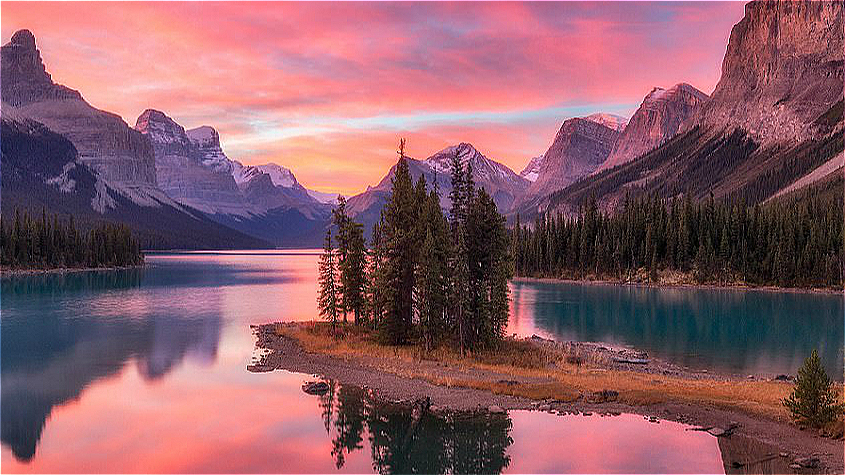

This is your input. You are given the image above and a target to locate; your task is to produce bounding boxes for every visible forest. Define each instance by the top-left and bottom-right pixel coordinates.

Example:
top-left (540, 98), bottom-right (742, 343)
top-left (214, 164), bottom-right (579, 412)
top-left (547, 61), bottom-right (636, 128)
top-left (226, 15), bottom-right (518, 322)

top-left (513, 188), bottom-right (843, 289)
top-left (0, 209), bottom-right (144, 270)
top-left (319, 140), bottom-right (512, 352)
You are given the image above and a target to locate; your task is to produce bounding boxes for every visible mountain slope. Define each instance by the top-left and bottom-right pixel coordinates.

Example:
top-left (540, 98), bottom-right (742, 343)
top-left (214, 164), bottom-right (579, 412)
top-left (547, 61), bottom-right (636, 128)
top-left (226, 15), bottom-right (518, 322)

top-left (0, 116), bottom-right (269, 249)
top-left (690, 0), bottom-right (844, 144)
top-left (525, 117), bottom-right (620, 202)
top-left (542, 0), bottom-right (843, 217)
top-left (135, 109), bottom-right (248, 216)
top-left (595, 83), bottom-right (708, 173)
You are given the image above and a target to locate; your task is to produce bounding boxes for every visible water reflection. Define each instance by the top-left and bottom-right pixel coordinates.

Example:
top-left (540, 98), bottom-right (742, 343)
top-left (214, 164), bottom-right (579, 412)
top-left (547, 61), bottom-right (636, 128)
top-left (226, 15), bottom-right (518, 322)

top-left (317, 383), bottom-right (513, 474)
top-left (510, 280), bottom-right (844, 378)
top-left (1, 269), bottom-right (223, 462)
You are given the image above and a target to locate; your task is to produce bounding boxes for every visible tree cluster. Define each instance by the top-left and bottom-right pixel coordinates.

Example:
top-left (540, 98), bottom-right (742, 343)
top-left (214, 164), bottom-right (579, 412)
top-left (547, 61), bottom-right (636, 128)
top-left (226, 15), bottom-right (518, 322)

top-left (319, 140), bottom-right (513, 352)
top-left (0, 209), bottom-right (143, 270)
top-left (514, 191), bottom-right (843, 289)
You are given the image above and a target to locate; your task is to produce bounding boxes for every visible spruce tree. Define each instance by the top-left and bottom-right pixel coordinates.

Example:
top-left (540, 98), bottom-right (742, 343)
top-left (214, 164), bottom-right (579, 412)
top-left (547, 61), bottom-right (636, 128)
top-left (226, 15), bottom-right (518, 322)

top-left (318, 230), bottom-right (341, 333)
top-left (783, 349), bottom-right (844, 428)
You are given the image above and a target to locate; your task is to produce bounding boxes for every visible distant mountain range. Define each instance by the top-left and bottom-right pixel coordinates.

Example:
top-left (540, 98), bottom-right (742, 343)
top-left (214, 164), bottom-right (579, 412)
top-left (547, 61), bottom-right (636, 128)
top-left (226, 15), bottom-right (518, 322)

top-left (2, 0), bottom-right (842, 248)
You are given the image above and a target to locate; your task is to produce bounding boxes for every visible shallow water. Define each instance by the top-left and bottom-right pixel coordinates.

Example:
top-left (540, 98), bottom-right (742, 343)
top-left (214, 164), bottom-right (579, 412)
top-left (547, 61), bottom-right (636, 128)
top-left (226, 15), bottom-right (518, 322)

top-left (1, 251), bottom-right (840, 473)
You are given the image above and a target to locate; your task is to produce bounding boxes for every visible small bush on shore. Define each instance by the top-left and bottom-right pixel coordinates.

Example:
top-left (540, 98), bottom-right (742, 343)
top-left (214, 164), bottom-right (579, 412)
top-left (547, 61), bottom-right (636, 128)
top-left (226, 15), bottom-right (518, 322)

top-left (783, 349), bottom-right (844, 428)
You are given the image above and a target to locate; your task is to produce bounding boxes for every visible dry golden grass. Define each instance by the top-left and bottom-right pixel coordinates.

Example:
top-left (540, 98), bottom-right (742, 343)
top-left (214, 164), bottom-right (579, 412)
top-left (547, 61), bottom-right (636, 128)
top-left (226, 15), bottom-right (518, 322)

top-left (277, 321), bottom-right (843, 422)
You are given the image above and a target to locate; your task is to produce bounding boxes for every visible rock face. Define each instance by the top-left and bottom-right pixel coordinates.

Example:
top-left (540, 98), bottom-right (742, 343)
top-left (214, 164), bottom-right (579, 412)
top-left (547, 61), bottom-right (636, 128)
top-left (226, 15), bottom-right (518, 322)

top-left (691, 0), bottom-right (844, 144)
top-left (596, 83), bottom-right (708, 173)
top-left (135, 110), bottom-right (247, 216)
top-left (526, 117), bottom-right (620, 200)
top-left (584, 113), bottom-right (628, 132)
top-left (1, 30), bottom-right (157, 188)
top-left (347, 143), bottom-right (528, 237)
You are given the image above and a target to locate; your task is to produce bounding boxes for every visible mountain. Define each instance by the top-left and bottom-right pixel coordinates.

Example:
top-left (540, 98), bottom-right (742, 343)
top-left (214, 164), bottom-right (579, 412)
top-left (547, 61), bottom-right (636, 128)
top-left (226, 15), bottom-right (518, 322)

top-left (137, 111), bottom-right (332, 247)
top-left (542, 0), bottom-right (843, 217)
top-left (135, 109), bottom-right (248, 216)
top-left (691, 0), bottom-right (844, 144)
top-left (522, 117), bottom-right (620, 205)
top-left (347, 143), bottom-right (528, 236)
top-left (0, 115), bottom-right (268, 249)
top-left (2, 30), bottom-right (158, 195)
top-left (1, 30), bottom-right (268, 249)
top-left (594, 83), bottom-right (708, 173)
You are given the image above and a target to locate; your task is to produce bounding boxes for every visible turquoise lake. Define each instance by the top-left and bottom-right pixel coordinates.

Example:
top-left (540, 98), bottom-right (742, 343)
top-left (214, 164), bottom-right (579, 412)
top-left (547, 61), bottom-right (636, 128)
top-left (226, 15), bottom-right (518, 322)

top-left (1, 251), bottom-right (841, 473)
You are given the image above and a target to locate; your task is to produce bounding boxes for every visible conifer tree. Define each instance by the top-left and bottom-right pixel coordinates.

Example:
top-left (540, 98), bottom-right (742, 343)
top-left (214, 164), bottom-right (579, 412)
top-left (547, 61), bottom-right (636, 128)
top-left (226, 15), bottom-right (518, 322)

top-left (318, 230), bottom-right (340, 333)
top-left (783, 349), bottom-right (844, 428)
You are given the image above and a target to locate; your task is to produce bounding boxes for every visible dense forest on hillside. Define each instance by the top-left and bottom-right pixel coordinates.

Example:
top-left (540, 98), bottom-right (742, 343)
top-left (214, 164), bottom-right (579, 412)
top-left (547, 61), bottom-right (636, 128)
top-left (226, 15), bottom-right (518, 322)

top-left (0, 209), bottom-right (144, 270)
top-left (513, 185), bottom-right (844, 289)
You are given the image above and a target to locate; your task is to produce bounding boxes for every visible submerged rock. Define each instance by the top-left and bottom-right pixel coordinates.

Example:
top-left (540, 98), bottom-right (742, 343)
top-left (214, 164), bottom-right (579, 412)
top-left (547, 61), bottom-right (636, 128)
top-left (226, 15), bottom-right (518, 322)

top-left (302, 381), bottom-right (330, 395)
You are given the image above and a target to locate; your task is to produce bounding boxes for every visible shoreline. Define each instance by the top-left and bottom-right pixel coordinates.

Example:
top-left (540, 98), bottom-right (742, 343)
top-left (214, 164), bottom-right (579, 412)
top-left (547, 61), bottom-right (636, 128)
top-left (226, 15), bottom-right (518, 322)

top-left (0, 264), bottom-right (144, 277)
top-left (250, 322), bottom-right (843, 474)
top-left (513, 275), bottom-right (844, 296)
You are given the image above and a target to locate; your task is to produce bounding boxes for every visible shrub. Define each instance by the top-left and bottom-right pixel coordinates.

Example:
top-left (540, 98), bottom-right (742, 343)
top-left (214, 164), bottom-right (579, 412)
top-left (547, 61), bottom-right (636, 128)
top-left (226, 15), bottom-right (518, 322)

top-left (783, 349), bottom-right (844, 428)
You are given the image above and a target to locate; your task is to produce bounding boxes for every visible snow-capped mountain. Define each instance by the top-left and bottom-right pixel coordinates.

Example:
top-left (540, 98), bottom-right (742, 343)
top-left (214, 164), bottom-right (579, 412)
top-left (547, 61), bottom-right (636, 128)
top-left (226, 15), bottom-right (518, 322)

top-left (136, 111), bottom-right (332, 246)
top-left (347, 142), bottom-right (528, 238)
top-left (1, 29), bottom-right (267, 249)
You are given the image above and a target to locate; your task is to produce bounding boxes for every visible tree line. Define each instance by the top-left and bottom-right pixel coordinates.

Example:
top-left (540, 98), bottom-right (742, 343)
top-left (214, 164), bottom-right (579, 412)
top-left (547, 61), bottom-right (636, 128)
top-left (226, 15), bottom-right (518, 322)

top-left (0, 209), bottom-right (144, 270)
top-left (513, 191), bottom-right (843, 289)
top-left (319, 139), bottom-right (513, 352)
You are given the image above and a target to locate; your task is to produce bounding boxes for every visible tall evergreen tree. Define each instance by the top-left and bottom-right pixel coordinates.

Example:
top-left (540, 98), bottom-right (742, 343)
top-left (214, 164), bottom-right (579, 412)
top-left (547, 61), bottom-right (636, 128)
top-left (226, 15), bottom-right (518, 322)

top-left (318, 230), bottom-right (341, 333)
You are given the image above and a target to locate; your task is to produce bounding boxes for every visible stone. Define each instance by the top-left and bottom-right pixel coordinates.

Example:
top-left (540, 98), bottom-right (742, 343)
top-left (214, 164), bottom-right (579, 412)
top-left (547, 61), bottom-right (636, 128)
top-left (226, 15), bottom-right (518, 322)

top-left (707, 428), bottom-right (726, 437)
top-left (539, 404), bottom-right (551, 411)
top-left (488, 405), bottom-right (506, 414)
top-left (586, 389), bottom-right (619, 403)
top-left (301, 381), bottom-right (330, 395)
top-left (793, 457), bottom-right (820, 469)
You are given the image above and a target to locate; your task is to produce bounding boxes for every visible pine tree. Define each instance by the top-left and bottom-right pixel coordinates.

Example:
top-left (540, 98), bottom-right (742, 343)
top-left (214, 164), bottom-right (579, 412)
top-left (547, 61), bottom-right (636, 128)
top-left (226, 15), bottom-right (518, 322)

top-left (783, 349), bottom-right (844, 428)
top-left (376, 139), bottom-right (417, 344)
top-left (318, 230), bottom-right (340, 333)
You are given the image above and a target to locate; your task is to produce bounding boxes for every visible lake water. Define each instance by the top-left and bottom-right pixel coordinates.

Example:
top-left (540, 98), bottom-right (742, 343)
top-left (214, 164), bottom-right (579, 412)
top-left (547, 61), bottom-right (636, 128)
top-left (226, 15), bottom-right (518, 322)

top-left (1, 251), bottom-right (841, 473)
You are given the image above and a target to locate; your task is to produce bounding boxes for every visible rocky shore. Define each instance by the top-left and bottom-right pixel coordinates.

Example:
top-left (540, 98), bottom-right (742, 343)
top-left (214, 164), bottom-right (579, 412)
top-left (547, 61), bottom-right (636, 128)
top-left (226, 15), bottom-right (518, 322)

top-left (249, 322), bottom-right (843, 474)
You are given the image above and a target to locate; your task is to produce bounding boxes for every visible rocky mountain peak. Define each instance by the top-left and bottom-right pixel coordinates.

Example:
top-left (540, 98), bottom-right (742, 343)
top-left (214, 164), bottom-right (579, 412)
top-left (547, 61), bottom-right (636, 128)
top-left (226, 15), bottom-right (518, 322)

top-left (595, 83), bottom-right (708, 173)
top-left (1, 29), bottom-right (82, 106)
top-left (585, 113), bottom-right (628, 132)
top-left (690, 0), bottom-right (844, 143)
top-left (10, 29), bottom-right (36, 50)
top-left (135, 109), bottom-right (188, 142)
top-left (186, 126), bottom-right (220, 148)
top-left (524, 117), bottom-right (619, 199)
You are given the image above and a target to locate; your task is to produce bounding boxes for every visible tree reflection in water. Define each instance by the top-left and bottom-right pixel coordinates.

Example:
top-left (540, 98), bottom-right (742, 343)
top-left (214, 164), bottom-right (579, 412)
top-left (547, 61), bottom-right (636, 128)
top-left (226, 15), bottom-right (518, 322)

top-left (317, 383), bottom-right (513, 474)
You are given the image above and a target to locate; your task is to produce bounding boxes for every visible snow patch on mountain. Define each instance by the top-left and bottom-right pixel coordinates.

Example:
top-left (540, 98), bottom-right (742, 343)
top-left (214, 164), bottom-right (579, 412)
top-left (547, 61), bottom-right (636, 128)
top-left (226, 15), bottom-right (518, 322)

top-left (519, 155), bottom-right (544, 182)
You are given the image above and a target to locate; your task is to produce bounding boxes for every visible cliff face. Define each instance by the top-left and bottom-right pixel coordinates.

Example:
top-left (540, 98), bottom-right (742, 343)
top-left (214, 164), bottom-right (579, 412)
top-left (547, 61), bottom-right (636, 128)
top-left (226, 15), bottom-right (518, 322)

top-left (135, 110), bottom-right (247, 216)
top-left (1, 30), bottom-right (157, 188)
top-left (528, 118), bottom-right (619, 199)
top-left (596, 83), bottom-right (708, 173)
top-left (691, 0), bottom-right (844, 143)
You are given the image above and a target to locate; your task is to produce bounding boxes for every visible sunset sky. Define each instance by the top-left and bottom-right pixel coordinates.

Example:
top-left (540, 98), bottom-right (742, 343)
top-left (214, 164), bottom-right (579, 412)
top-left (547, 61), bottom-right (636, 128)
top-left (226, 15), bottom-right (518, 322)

top-left (2, 1), bottom-right (746, 195)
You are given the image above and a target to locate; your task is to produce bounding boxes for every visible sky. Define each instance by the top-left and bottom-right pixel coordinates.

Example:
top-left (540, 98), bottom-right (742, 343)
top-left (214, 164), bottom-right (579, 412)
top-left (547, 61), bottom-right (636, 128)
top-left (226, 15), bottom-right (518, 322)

top-left (2, 1), bottom-right (747, 196)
